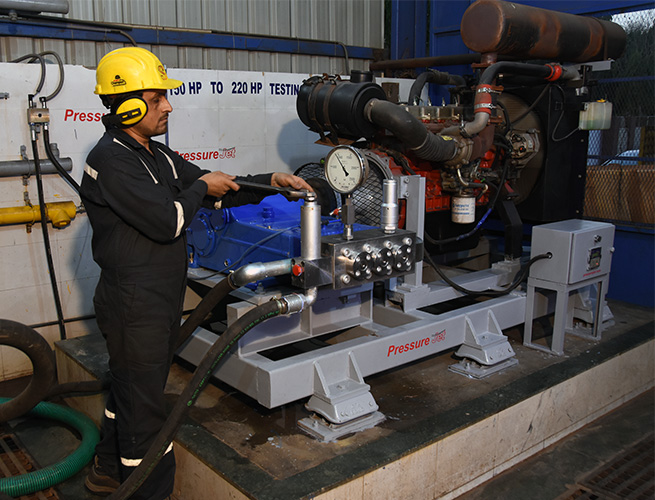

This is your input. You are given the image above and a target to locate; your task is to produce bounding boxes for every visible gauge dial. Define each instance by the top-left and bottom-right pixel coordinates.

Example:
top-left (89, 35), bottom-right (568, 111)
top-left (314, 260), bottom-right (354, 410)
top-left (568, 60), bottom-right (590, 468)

top-left (324, 146), bottom-right (367, 194)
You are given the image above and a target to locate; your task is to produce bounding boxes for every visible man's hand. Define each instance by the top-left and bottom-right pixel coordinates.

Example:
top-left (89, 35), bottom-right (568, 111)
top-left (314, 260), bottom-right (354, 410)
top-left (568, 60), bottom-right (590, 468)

top-left (271, 172), bottom-right (313, 193)
top-left (199, 171), bottom-right (240, 197)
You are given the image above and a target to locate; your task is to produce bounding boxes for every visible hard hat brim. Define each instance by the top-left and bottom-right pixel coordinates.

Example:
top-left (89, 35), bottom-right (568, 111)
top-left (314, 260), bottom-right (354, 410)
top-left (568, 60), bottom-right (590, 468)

top-left (94, 78), bottom-right (183, 95)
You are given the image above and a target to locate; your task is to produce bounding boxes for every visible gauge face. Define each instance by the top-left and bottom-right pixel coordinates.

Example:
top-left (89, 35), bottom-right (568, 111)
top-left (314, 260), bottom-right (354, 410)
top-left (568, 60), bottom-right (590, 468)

top-left (325, 146), bottom-right (367, 194)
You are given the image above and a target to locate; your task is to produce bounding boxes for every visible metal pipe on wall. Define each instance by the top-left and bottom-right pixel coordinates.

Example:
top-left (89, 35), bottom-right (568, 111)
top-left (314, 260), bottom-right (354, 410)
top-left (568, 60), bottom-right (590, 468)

top-left (0, 157), bottom-right (73, 178)
top-left (0, 0), bottom-right (68, 14)
top-left (0, 201), bottom-right (77, 228)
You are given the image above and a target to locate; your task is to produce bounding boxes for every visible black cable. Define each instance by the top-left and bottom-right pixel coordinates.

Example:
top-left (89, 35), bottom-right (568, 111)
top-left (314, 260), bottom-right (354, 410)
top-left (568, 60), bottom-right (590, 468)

top-left (108, 299), bottom-right (285, 500)
top-left (31, 132), bottom-right (67, 341)
top-left (28, 314), bottom-right (96, 330)
top-left (551, 85), bottom-right (580, 142)
top-left (497, 100), bottom-right (512, 133)
top-left (376, 145), bottom-right (417, 175)
top-left (511, 84), bottom-right (550, 127)
top-left (425, 251), bottom-right (552, 297)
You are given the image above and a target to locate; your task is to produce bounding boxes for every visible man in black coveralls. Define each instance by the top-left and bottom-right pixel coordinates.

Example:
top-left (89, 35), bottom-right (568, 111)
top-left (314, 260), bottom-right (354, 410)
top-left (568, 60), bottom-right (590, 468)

top-left (81, 46), bottom-right (311, 499)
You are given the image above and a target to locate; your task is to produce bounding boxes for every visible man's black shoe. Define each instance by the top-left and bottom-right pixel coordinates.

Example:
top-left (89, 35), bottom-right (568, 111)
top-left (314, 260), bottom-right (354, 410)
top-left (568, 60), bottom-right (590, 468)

top-left (85, 456), bottom-right (120, 496)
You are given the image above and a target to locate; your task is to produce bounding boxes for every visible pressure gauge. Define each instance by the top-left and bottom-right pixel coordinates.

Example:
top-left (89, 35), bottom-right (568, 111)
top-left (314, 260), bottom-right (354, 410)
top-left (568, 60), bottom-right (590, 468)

top-left (324, 145), bottom-right (368, 194)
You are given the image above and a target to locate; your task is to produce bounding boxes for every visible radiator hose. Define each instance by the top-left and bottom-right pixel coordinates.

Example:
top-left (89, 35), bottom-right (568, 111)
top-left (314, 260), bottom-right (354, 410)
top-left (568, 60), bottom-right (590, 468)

top-left (108, 299), bottom-right (286, 500)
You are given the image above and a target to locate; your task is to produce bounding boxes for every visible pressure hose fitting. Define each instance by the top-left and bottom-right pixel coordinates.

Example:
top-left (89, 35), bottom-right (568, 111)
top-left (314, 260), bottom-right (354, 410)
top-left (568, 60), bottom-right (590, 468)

top-left (176, 258), bottom-right (293, 349)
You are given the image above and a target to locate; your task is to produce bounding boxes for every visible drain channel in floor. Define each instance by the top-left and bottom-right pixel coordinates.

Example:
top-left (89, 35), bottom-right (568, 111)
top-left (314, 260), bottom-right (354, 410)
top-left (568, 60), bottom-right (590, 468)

top-left (561, 433), bottom-right (654, 500)
top-left (0, 432), bottom-right (59, 500)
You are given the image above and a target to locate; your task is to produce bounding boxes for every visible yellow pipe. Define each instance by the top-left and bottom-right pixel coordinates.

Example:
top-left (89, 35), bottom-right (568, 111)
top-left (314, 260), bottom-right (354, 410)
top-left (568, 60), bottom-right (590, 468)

top-left (0, 201), bottom-right (77, 228)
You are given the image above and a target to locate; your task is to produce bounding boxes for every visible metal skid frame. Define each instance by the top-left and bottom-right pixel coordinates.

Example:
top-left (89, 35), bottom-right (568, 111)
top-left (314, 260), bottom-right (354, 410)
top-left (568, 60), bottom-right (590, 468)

top-left (177, 281), bottom-right (526, 433)
top-left (178, 174), bottom-right (613, 440)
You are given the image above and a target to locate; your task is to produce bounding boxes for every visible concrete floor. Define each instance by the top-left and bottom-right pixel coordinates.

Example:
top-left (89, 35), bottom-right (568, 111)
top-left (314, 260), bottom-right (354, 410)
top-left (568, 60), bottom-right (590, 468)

top-left (0, 298), bottom-right (653, 499)
top-left (1, 385), bottom-right (652, 499)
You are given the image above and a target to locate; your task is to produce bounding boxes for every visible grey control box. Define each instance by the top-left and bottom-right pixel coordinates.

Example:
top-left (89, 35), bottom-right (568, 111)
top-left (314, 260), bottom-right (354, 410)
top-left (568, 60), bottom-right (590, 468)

top-left (530, 219), bottom-right (615, 285)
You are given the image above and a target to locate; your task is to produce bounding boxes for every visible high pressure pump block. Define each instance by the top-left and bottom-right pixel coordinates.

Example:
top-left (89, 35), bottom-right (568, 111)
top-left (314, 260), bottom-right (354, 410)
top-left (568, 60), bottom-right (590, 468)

top-left (290, 228), bottom-right (420, 290)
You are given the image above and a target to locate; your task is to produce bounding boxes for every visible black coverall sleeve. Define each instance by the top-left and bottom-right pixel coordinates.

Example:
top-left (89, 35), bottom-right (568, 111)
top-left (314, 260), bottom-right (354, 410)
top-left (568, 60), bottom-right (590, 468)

top-left (92, 149), bottom-right (208, 243)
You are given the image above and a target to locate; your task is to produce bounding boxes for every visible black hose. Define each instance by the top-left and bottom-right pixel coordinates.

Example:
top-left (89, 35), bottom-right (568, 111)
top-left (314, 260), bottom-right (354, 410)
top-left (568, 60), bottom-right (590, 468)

top-left (0, 320), bottom-right (56, 423)
top-left (0, 319), bottom-right (109, 422)
top-left (10, 54), bottom-right (46, 96)
top-left (35, 51), bottom-right (65, 102)
top-left (42, 126), bottom-right (81, 193)
top-left (426, 252), bottom-right (552, 297)
top-left (366, 99), bottom-right (458, 162)
top-left (47, 380), bottom-right (107, 398)
top-left (408, 70), bottom-right (465, 105)
top-left (31, 135), bottom-right (67, 341)
top-left (109, 299), bottom-right (285, 500)
top-left (480, 62), bottom-right (554, 86)
top-left (175, 276), bottom-right (236, 349)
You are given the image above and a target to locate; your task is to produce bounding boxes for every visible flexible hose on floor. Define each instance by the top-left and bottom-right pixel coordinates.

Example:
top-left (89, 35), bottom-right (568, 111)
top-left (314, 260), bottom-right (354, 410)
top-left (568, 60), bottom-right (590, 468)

top-left (0, 398), bottom-right (100, 497)
top-left (109, 299), bottom-right (285, 500)
top-left (0, 320), bottom-right (56, 423)
top-left (0, 320), bottom-right (108, 423)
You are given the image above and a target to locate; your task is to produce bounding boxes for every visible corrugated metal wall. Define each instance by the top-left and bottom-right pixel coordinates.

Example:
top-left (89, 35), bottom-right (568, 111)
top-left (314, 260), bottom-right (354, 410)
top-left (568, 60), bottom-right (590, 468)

top-left (0, 0), bottom-right (384, 74)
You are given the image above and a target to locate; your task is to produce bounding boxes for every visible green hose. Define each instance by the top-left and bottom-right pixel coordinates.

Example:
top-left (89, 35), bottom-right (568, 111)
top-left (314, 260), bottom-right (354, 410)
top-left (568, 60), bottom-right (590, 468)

top-left (0, 398), bottom-right (99, 497)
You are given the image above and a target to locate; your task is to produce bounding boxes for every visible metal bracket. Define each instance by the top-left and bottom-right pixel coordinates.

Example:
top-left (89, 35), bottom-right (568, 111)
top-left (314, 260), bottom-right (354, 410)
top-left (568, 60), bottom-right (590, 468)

top-left (298, 411), bottom-right (385, 442)
top-left (304, 353), bottom-right (379, 425)
top-left (453, 310), bottom-right (517, 366)
top-left (449, 357), bottom-right (518, 379)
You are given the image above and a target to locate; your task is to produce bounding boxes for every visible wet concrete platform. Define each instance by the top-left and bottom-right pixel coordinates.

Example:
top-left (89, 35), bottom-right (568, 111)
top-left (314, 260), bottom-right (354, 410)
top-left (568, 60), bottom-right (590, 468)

top-left (53, 298), bottom-right (654, 499)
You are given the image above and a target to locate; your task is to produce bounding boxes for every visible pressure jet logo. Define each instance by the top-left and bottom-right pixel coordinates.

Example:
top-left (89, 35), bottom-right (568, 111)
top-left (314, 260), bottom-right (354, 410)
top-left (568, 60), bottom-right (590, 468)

top-left (431, 330), bottom-right (446, 343)
top-left (386, 329), bottom-right (447, 357)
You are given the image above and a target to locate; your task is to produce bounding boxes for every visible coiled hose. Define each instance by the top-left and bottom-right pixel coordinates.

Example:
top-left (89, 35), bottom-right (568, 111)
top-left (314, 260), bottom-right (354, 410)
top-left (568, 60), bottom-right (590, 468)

top-left (0, 398), bottom-right (99, 498)
top-left (0, 320), bottom-right (104, 497)
top-left (109, 299), bottom-right (286, 500)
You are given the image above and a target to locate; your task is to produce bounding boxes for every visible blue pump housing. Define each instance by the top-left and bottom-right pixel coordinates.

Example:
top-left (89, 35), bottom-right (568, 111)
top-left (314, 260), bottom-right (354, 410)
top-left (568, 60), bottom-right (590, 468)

top-left (187, 194), bottom-right (368, 273)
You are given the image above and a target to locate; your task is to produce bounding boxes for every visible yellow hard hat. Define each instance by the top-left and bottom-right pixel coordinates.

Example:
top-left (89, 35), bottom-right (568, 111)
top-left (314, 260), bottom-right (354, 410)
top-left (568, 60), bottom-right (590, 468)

top-left (94, 47), bottom-right (182, 95)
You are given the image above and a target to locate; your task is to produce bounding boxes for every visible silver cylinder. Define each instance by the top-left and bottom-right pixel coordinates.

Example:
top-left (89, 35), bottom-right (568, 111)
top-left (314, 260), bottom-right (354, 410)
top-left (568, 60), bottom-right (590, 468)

top-left (380, 178), bottom-right (399, 234)
top-left (0, 157), bottom-right (73, 178)
top-left (0, 0), bottom-right (69, 14)
top-left (301, 199), bottom-right (321, 260)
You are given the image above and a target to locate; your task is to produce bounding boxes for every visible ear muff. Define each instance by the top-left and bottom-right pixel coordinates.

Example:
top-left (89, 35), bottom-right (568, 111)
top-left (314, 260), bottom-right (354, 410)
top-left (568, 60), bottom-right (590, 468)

top-left (101, 93), bottom-right (148, 128)
top-left (114, 96), bottom-right (148, 126)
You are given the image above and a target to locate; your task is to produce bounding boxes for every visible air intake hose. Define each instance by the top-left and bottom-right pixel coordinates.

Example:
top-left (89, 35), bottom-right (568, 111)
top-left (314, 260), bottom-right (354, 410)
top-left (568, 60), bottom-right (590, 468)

top-left (365, 99), bottom-right (458, 162)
